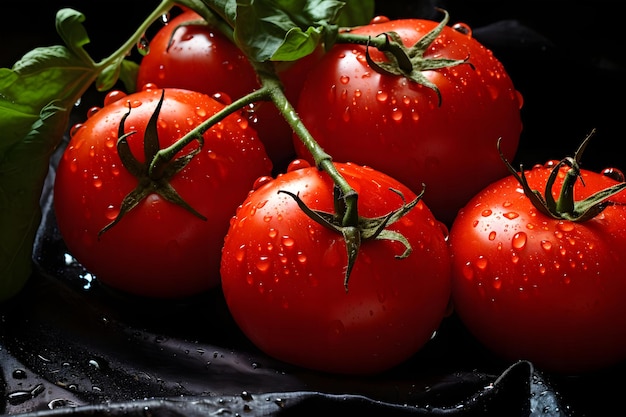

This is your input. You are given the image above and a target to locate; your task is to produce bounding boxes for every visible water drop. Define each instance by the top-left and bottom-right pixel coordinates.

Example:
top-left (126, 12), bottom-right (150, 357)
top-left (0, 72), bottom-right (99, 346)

top-left (481, 209), bottom-right (492, 217)
top-left (452, 22), bottom-right (472, 37)
top-left (12, 369), bottom-right (27, 379)
top-left (512, 232), bottom-right (527, 249)
top-left (492, 276), bottom-right (501, 289)
top-left (256, 256), bottom-right (271, 272)
top-left (461, 262), bottom-right (474, 280)
top-left (504, 211), bottom-right (519, 220)
top-left (92, 176), bottom-right (103, 189)
top-left (136, 35), bottom-right (150, 56)
top-left (342, 106), bottom-right (351, 122)
top-left (105, 205), bottom-right (119, 220)
top-left (252, 175), bottom-right (273, 190)
top-left (475, 256), bottom-right (488, 270)
top-left (488, 231), bottom-right (496, 241)
top-left (104, 90), bottom-right (127, 106)
top-left (281, 236), bottom-right (295, 248)
top-left (376, 90), bottom-right (388, 102)
top-left (391, 108), bottom-right (403, 121)
top-left (557, 221), bottom-right (574, 232)
top-left (339, 75), bottom-right (350, 84)
top-left (296, 251), bottom-right (307, 264)
top-left (602, 167), bottom-right (625, 182)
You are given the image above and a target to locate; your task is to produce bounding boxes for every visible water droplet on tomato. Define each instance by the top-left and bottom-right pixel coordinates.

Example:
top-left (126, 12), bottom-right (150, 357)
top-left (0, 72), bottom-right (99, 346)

top-left (340, 75), bottom-right (350, 84)
top-left (281, 236), bottom-right (295, 248)
top-left (504, 212), bottom-right (519, 220)
top-left (104, 90), bottom-right (127, 106)
top-left (602, 167), bottom-right (625, 182)
top-left (461, 262), bottom-right (474, 280)
top-left (104, 205), bottom-right (119, 220)
top-left (235, 245), bottom-right (246, 262)
top-left (92, 176), bottom-right (103, 189)
top-left (256, 256), bottom-right (271, 272)
top-left (557, 221), bottom-right (574, 232)
top-left (512, 232), bottom-right (527, 249)
top-left (475, 256), bottom-right (488, 270)
top-left (68, 158), bottom-right (79, 173)
top-left (488, 231), bottom-right (496, 241)
top-left (69, 123), bottom-right (83, 138)
top-left (481, 209), bottom-right (492, 217)
top-left (195, 107), bottom-right (207, 117)
top-left (341, 106), bottom-right (351, 122)
top-left (515, 90), bottom-right (524, 109)
top-left (370, 15), bottom-right (390, 24)
top-left (452, 22), bottom-right (472, 37)
top-left (376, 90), bottom-right (388, 102)
top-left (492, 276), bottom-right (501, 289)
top-left (296, 252), bottom-right (307, 264)
top-left (252, 175), bottom-right (273, 190)
top-left (287, 159), bottom-right (310, 172)
top-left (391, 108), bottom-right (403, 121)
top-left (486, 84), bottom-right (500, 100)
top-left (541, 240), bottom-right (552, 251)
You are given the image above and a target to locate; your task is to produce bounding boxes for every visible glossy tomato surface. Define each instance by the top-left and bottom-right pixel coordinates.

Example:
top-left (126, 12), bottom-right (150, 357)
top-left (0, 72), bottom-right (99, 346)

top-left (54, 87), bottom-right (272, 298)
top-left (220, 160), bottom-right (452, 374)
top-left (136, 8), bottom-right (321, 169)
top-left (449, 161), bottom-right (626, 373)
top-left (294, 16), bottom-right (523, 225)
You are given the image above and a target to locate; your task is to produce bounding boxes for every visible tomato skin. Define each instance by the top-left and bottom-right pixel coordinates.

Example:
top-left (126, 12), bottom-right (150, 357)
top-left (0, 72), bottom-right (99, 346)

top-left (294, 18), bottom-right (523, 226)
top-left (449, 162), bottom-right (626, 373)
top-left (54, 87), bottom-right (272, 298)
top-left (220, 161), bottom-right (452, 374)
top-left (136, 9), bottom-right (322, 170)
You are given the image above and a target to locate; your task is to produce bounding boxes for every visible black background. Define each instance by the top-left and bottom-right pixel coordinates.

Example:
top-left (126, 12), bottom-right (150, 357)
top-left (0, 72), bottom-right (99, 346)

top-left (2, 0), bottom-right (625, 171)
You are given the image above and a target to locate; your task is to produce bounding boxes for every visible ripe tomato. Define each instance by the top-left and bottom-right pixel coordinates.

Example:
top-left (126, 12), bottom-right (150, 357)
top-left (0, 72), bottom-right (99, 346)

top-left (449, 147), bottom-right (626, 373)
top-left (220, 160), bottom-right (452, 374)
top-left (53, 87), bottom-right (272, 298)
top-left (293, 15), bottom-right (523, 225)
top-left (136, 8), bottom-right (321, 170)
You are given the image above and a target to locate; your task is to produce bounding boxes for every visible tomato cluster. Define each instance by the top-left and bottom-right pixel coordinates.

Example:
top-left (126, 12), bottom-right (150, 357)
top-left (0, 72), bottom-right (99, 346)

top-left (52, 8), bottom-right (626, 376)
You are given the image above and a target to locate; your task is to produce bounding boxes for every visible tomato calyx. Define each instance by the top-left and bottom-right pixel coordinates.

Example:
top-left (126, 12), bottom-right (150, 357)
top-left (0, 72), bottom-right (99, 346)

top-left (363, 9), bottom-right (471, 105)
top-left (278, 185), bottom-right (424, 291)
top-left (98, 90), bottom-right (207, 238)
top-left (498, 131), bottom-right (626, 222)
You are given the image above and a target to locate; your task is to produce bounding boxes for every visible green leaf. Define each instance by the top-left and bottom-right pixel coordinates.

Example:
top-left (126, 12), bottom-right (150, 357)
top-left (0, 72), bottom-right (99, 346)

top-left (0, 8), bottom-right (101, 302)
top-left (234, 0), bottom-right (372, 62)
top-left (336, 0), bottom-right (374, 28)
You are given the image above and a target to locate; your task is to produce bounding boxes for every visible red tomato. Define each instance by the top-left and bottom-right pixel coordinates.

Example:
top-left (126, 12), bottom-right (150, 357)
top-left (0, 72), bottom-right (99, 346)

top-left (449, 155), bottom-right (626, 373)
top-left (294, 15), bottom-right (523, 226)
top-left (136, 9), bottom-right (322, 170)
top-left (54, 87), bottom-right (272, 298)
top-left (220, 160), bottom-right (452, 374)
